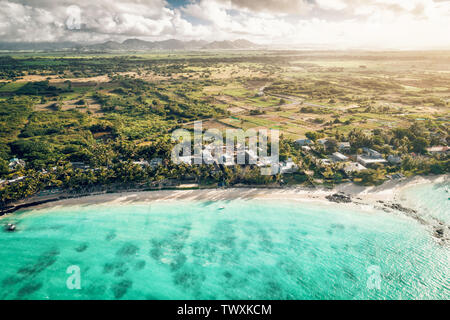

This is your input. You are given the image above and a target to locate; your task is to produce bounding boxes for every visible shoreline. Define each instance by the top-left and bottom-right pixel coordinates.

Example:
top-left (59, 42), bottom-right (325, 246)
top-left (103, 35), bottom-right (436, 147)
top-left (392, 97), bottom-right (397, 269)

top-left (2, 174), bottom-right (449, 244)
top-left (4, 174), bottom-right (447, 213)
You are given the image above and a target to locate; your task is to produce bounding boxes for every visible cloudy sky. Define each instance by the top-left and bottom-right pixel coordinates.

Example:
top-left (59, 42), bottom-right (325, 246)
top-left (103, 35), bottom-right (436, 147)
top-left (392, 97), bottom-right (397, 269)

top-left (0, 0), bottom-right (449, 49)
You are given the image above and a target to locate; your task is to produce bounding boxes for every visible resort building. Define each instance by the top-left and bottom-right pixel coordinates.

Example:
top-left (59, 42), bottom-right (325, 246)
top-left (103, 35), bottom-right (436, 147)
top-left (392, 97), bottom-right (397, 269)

top-left (338, 142), bottom-right (351, 153)
top-left (149, 158), bottom-right (163, 168)
top-left (133, 159), bottom-right (150, 167)
top-left (387, 155), bottom-right (402, 165)
top-left (295, 138), bottom-right (313, 146)
top-left (331, 152), bottom-right (349, 162)
top-left (357, 148), bottom-right (387, 167)
top-left (256, 156), bottom-right (274, 167)
top-left (357, 155), bottom-right (387, 167)
top-left (279, 158), bottom-right (299, 174)
top-left (301, 146), bottom-right (311, 152)
top-left (362, 148), bottom-right (383, 158)
top-left (70, 162), bottom-right (91, 170)
top-left (343, 162), bottom-right (367, 175)
top-left (426, 146), bottom-right (449, 155)
top-left (258, 158), bottom-right (298, 175)
top-left (319, 159), bottom-right (332, 166)
top-left (8, 158), bottom-right (25, 171)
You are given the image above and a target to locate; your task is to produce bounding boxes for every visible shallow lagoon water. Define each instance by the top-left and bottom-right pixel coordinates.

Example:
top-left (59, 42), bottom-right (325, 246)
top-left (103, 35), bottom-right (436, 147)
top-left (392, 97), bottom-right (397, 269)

top-left (0, 187), bottom-right (449, 300)
top-left (401, 181), bottom-right (450, 224)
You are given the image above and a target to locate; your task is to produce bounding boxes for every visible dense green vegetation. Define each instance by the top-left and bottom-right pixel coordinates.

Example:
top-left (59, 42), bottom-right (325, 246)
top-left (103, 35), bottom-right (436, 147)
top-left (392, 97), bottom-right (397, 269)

top-left (0, 51), bottom-right (448, 206)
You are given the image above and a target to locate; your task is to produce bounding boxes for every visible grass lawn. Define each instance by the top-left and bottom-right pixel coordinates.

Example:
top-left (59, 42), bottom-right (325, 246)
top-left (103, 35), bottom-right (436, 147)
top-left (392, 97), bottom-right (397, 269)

top-left (0, 82), bottom-right (26, 92)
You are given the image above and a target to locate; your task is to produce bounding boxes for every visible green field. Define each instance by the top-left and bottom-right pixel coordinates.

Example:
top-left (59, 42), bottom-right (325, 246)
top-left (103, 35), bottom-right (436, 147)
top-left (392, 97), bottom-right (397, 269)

top-left (0, 50), bottom-right (448, 202)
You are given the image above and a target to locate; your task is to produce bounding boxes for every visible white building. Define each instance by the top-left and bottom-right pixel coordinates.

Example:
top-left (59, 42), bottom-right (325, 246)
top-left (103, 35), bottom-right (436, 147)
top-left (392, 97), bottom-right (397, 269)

top-left (279, 158), bottom-right (299, 174)
top-left (331, 152), bottom-right (349, 162)
top-left (301, 146), bottom-right (311, 152)
top-left (133, 160), bottom-right (150, 167)
top-left (338, 142), bottom-right (351, 153)
top-left (70, 162), bottom-right (90, 170)
top-left (426, 146), bottom-right (449, 155)
top-left (295, 139), bottom-right (313, 146)
top-left (387, 155), bottom-right (402, 165)
top-left (357, 156), bottom-right (387, 167)
top-left (357, 148), bottom-right (387, 166)
top-left (362, 148), bottom-right (382, 159)
top-left (344, 162), bottom-right (366, 175)
top-left (149, 158), bottom-right (163, 168)
top-left (319, 159), bottom-right (332, 166)
top-left (8, 158), bottom-right (25, 170)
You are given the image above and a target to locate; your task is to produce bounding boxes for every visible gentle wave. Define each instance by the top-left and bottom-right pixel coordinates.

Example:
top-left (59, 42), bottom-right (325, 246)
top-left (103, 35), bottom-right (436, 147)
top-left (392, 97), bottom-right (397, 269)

top-left (0, 186), bottom-right (448, 300)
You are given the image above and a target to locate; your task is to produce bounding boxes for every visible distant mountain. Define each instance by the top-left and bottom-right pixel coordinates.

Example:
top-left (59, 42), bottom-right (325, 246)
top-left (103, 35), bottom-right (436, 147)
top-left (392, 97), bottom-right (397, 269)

top-left (202, 40), bottom-right (236, 50)
top-left (121, 39), bottom-right (154, 50)
top-left (0, 42), bottom-right (81, 51)
top-left (90, 41), bottom-right (123, 51)
top-left (202, 39), bottom-right (259, 50)
top-left (0, 38), bottom-right (260, 52)
top-left (233, 39), bottom-right (257, 47)
top-left (87, 38), bottom-right (188, 51)
top-left (185, 40), bottom-right (209, 49)
top-left (100, 38), bottom-right (258, 51)
top-left (155, 39), bottom-right (186, 50)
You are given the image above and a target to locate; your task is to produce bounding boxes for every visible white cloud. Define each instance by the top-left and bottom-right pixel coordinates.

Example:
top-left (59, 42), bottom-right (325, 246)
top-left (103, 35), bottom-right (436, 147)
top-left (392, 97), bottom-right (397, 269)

top-left (0, 0), bottom-right (448, 49)
top-left (316, 0), bottom-right (348, 11)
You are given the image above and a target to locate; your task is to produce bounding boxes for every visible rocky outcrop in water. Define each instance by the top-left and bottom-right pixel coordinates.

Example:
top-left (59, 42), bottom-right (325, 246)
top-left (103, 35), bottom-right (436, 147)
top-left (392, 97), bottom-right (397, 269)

top-left (327, 193), bottom-right (449, 245)
top-left (381, 202), bottom-right (449, 245)
top-left (434, 227), bottom-right (445, 238)
top-left (384, 203), bottom-right (417, 215)
top-left (326, 193), bottom-right (352, 203)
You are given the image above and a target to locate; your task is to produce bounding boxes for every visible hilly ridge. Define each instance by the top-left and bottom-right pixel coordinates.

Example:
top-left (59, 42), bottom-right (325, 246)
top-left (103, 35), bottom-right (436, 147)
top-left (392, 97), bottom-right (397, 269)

top-left (0, 39), bottom-right (260, 51)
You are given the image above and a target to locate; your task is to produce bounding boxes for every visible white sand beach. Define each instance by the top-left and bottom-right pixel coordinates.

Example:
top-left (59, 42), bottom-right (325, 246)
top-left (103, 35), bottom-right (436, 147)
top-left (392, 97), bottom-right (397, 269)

top-left (25, 174), bottom-right (448, 214)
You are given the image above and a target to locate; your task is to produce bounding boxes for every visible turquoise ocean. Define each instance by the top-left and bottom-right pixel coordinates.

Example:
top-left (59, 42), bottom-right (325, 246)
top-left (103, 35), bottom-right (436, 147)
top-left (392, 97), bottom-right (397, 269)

top-left (401, 181), bottom-right (450, 224)
top-left (0, 183), bottom-right (449, 300)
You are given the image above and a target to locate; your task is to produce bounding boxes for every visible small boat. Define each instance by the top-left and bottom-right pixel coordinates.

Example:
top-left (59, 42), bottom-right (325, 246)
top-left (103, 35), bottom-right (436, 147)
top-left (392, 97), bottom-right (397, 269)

top-left (218, 206), bottom-right (225, 210)
top-left (5, 223), bottom-right (16, 232)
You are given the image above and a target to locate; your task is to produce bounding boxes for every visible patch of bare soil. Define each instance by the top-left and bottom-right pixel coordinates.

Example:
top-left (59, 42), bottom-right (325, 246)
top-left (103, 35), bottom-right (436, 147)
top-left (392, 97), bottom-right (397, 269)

top-left (33, 98), bottom-right (104, 116)
top-left (227, 106), bottom-right (247, 114)
top-left (13, 74), bottom-right (111, 83)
